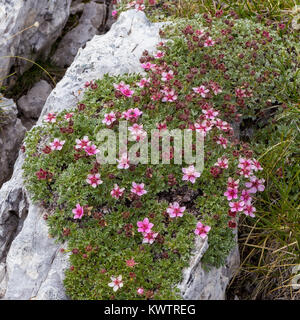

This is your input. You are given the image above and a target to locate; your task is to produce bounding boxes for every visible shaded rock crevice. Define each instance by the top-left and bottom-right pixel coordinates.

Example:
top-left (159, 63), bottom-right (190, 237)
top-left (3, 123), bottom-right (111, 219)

top-left (0, 0), bottom-right (72, 87)
top-left (51, 0), bottom-right (114, 68)
top-left (0, 98), bottom-right (26, 187)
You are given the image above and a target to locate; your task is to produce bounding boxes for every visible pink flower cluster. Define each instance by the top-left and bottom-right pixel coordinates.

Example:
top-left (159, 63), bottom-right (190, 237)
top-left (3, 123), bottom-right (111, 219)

top-left (75, 136), bottom-right (99, 156)
top-left (114, 81), bottom-right (135, 98)
top-left (122, 108), bottom-right (143, 121)
top-left (128, 124), bottom-right (147, 142)
top-left (194, 222), bottom-right (211, 239)
top-left (137, 218), bottom-right (158, 244)
top-left (224, 162), bottom-right (264, 219)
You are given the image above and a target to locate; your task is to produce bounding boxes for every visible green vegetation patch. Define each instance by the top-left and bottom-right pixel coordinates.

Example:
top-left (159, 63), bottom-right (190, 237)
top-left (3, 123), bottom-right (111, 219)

top-left (22, 13), bottom-right (298, 299)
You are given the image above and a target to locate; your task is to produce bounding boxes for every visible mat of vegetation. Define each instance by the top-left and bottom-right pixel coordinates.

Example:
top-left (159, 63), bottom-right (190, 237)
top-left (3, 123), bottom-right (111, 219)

top-left (22, 9), bottom-right (298, 299)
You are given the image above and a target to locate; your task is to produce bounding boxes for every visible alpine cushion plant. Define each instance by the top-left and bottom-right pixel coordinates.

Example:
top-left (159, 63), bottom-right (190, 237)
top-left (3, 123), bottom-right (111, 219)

top-left (22, 11), bottom-right (298, 300)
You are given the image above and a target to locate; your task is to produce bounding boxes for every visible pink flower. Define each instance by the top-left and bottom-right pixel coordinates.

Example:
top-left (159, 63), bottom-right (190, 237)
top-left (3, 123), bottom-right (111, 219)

top-left (240, 189), bottom-right (252, 204)
top-left (215, 157), bottom-right (229, 169)
top-left (142, 231), bottom-right (158, 244)
top-left (111, 184), bottom-right (125, 199)
top-left (245, 176), bottom-right (265, 193)
top-left (108, 275), bottom-right (123, 292)
top-left (137, 287), bottom-right (144, 295)
top-left (85, 144), bottom-right (99, 156)
top-left (195, 29), bottom-right (205, 36)
top-left (194, 120), bottom-right (214, 136)
top-left (131, 182), bottom-right (147, 196)
top-left (161, 70), bottom-right (174, 82)
top-left (128, 124), bottom-right (147, 141)
top-left (251, 159), bottom-right (263, 172)
top-left (193, 85), bottom-right (209, 97)
top-left (167, 202), bottom-right (186, 218)
top-left (102, 112), bottom-right (116, 126)
top-left (215, 119), bottom-right (230, 131)
top-left (229, 200), bottom-right (245, 212)
top-left (112, 10), bottom-right (118, 18)
top-left (50, 138), bottom-right (65, 151)
top-left (137, 218), bottom-right (153, 233)
top-left (136, 78), bottom-right (150, 88)
top-left (126, 259), bottom-right (137, 267)
top-left (86, 173), bottom-right (103, 188)
top-left (216, 135), bottom-right (228, 149)
top-left (154, 51), bottom-right (164, 58)
top-left (243, 204), bottom-right (256, 217)
top-left (120, 87), bottom-right (134, 98)
top-left (239, 167), bottom-right (252, 178)
top-left (202, 108), bottom-right (219, 120)
top-left (238, 158), bottom-right (253, 170)
top-left (182, 165), bottom-right (201, 184)
top-left (117, 153), bottom-right (130, 169)
top-left (122, 108), bottom-right (143, 121)
top-left (75, 136), bottom-right (90, 150)
top-left (113, 81), bottom-right (127, 91)
top-left (64, 113), bottom-right (74, 121)
top-left (210, 81), bottom-right (222, 95)
top-left (161, 88), bottom-right (177, 102)
top-left (72, 204), bottom-right (84, 219)
top-left (204, 37), bottom-right (215, 47)
top-left (235, 87), bottom-right (247, 98)
top-left (227, 177), bottom-right (239, 189)
top-left (156, 122), bottom-right (167, 131)
top-left (141, 62), bottom-right (156, 71)
top-left (151, 92), bottom-right (162, 101)
top-left (194, 222), bottom-right (211, 239)
top-left (224, 188), bottom-right (238, 201)
top-left (44, 113), bottom-right (56, 123)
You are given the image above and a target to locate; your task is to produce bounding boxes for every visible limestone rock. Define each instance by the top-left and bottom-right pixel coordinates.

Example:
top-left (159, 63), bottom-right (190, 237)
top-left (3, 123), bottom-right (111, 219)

top-left (17, 80), bottom-right (52, 120)
top-left (179, 238), bottom-right (240, 300)
top-left (39, 9), bottom-right (165, 121)
top-left (70, 0), bottom-right (85, 15)
top-left (3, 202), bottom-right (69, 300)
top-left (0, 0), bottom-right (72, 86)
top-left (51, 1), bottom-right (108, 68)
top-left (0, 98), bottom-right (26, 187)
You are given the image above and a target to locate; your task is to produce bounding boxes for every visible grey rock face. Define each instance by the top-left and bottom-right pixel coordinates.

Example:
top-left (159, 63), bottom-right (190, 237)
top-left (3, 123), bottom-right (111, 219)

top-left (4, 202), bottom-right (69, 300)
top-left (51, 1), bottom-right (107, 68)
top-left (0, 10), bottom-right (239, 300)
top-left (0, 155), bottom-right (28, 261)
top-left (0, 0), bottom-right (72, 86)
top-left (39, 9), bottom-right (165, 121)
top-left (179, 238), bottom-right (240, 300)
top-left (70, 0), bottom-right (85, 15)
top-left (0, 98), bottom-right (26, 187)
top-left (17, 80), bottom-right (52, 120)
